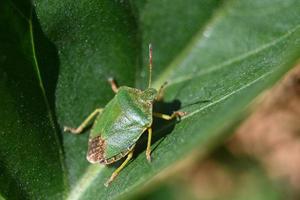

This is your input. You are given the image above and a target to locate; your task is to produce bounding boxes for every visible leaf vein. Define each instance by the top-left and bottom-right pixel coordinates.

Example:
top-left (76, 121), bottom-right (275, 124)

top-left (182, 71), bottom-right (272, 120)
top-left (28, 10), bottom-right (69, 195)
top-left (166, 24), bottom-right (300, 87)
top-left (154, 70), bottom-right (274, 136)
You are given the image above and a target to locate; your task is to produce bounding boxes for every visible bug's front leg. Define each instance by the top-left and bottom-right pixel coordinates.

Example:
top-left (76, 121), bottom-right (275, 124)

top-left (105, 149), bottom-right (134, 187)
top-left (146, 127), bottom-right (152, 162)
top-left (64, 108), bottom-right (103, 134)
top-left (153, 111), bottom-right (187, 120)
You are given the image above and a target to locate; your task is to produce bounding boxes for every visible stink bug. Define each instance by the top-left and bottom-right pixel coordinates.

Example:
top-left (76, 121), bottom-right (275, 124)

top-left (64, 44), bottom-right (186, 186)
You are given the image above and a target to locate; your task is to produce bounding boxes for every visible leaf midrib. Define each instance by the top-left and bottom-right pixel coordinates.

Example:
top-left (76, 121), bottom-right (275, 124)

top-left (66, 165), bottom-right (104, 200)
top-left (8, 0), bottom-right (69, 196)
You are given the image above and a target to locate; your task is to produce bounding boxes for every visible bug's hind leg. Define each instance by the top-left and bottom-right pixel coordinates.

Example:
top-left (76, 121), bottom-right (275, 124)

top-left (108, 77), bottom-right (118, 93)
top-left (105, 150), bottom-right (134, 187)
top-left (64, 108), bottom-right (103, 134)
top-left (153, 111), bottom-right (187, 120)
top-left (146, 127), bottom-right (152, 162)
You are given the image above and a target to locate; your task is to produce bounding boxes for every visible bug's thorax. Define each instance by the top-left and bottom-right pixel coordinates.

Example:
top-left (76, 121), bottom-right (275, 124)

top-left (117, 86), bottom-right (158, 105)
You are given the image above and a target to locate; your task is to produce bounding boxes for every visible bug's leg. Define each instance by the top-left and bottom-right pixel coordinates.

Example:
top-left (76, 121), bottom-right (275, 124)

top-left (153, 111), bottom-right (187, 120)
top-left (108, 77), bottom-right (118, 93)
top-left (64, 108), bottom-right (103, 134)
top-left (156, 81), bottom-right (168, 101)
top-left (146, 127), bottom-right (152, 162)
top-left (105, 150), bottom-right (134, 187)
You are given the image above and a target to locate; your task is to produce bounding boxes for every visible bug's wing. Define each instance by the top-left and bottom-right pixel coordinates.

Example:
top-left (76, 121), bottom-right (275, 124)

top-left (104, 126), bottom-right (146, 157)
top-left (86, 136), bottom-right (106, 163)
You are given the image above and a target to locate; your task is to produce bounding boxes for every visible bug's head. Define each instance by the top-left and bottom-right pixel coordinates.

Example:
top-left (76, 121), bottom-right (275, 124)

top-left (141, 88), bottom-right (157, 102)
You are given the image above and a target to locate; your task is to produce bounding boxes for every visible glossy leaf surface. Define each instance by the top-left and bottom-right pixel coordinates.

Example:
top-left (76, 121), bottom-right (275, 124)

top-left (0, 1), bottom-right (66, 199)
top-left (1, 0), bottom-right (299, 199)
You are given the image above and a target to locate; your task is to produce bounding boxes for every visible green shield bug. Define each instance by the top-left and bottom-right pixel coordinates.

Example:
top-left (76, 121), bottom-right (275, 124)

top-left (64, 44), bottom-right (186, 186)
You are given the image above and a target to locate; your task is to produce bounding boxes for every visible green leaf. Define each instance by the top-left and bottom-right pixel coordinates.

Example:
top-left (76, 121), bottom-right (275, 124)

top-left (0, 0), bottom-right (67, 199)
top-left (2, 0), bottom-right (300, 199)
top-left (57, 0), bottom-right (298, 199)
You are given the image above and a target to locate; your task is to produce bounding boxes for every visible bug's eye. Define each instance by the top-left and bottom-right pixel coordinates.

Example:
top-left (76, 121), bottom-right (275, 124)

top-left (142, 88), bottom-right (157, 101)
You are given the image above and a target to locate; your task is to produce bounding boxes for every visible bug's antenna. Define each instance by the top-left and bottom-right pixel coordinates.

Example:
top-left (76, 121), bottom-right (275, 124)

top-left (148, 43), bottom-right (153, 88)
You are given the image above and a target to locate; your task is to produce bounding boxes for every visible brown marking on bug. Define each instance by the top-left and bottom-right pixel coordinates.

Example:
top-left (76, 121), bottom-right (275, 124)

top-left (99, 144), bottom-right (135, 165)
top-left (86, 136), bottom-right (106, 164)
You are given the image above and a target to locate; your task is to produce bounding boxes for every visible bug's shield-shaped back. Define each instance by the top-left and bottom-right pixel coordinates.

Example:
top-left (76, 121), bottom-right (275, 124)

top-left (86, 136), bottom-right (106, 164)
